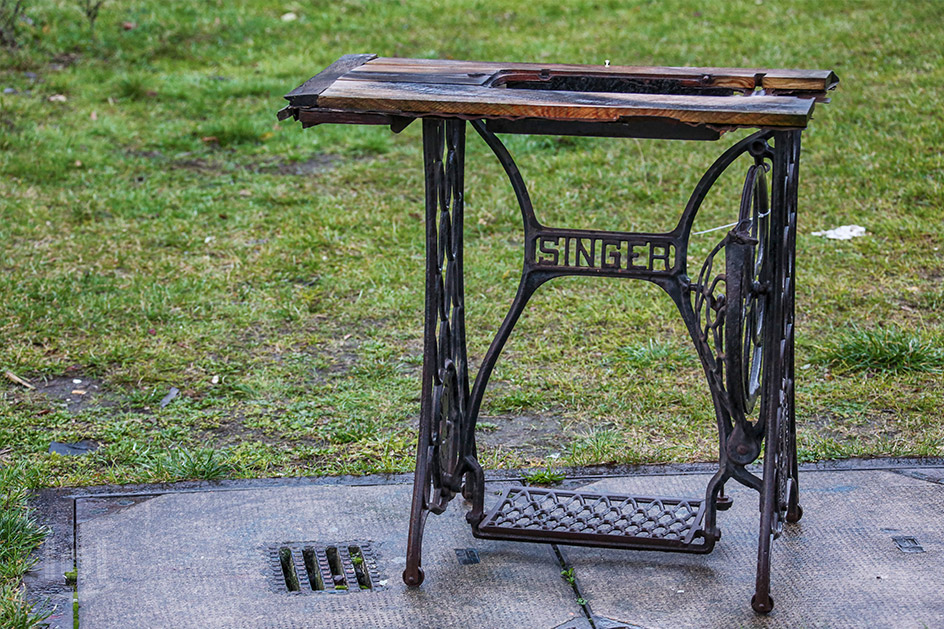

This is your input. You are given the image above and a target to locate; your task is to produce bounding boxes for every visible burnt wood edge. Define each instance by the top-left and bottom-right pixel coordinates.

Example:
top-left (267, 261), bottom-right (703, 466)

top-left (765, 90), bottom-right (834, 103)
top-left (284, 106), bottom-right (813, 136)
top-left (485, 116), bottom-right (723, 140)
top-left (298, 105), bottom-right (810, 129)
top-left (294, 108), bottom-right (415, 133)
top-left (284, 53), bottom-right (377, 107)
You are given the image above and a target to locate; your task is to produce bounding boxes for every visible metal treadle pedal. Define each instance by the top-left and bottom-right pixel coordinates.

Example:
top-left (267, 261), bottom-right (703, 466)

top-left (474, 487), bottom-right (714, 553)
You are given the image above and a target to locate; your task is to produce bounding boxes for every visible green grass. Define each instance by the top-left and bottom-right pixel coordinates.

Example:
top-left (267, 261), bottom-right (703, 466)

top-left (523, 467), bottom-right (566, 486)
top-left (2, 0), bottom-right (944, 622)
top-left (0, 464), bottom-right (49, 628)
top-left (814, 326), bottom-right (944, 374)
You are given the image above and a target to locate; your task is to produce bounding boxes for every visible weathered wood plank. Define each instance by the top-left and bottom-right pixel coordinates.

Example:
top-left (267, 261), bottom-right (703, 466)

top-left (285, 54), bottom-right (377, 106)
top-left (351, 60), bottom-right (499, 76)
top-left (360, 57), bottom-right (838, 93)
top-left (318, 79), bottom-right (815, 127)
top-left (344, 70), bottom-right (492, 85)
top-left (282, 56), bottom-right (836, 131)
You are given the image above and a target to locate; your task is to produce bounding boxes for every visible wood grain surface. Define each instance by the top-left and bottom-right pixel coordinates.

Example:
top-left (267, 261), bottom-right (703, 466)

top-left (318, 79), bottom-right (815, 127)
top-left (350, 57), bottom-right (838, 92)
top-left (284, 55), bottom-right (838, 130)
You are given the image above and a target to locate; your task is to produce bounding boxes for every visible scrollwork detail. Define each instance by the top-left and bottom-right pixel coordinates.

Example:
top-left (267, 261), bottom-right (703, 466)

top-left (426, 119), bottom-right (469, 512)
top-left (691, 138), bottom-right (774, 460)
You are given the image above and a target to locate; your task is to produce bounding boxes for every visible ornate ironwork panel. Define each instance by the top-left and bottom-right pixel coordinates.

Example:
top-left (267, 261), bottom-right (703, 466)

top-left (403, 118), bottom-right (470, 587)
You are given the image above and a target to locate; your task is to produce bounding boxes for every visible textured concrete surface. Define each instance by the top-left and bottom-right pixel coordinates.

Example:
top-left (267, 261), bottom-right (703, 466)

top-left (75, 483), bottom-right (584, 629)
top-left (566, 470), bottom-right (944, 629)
top-left (26, 462), bottom-right (944, 629)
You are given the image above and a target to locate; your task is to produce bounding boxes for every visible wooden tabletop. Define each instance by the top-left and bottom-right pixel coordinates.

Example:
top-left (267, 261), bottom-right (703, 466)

top-left (281, 55), bottom-right (838, 137)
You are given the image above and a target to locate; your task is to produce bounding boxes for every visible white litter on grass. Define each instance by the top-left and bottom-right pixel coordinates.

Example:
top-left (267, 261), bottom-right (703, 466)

top-left (811, 225), bottom-right (866, 240)
top-left (281, 12), bottom-right (297, 21)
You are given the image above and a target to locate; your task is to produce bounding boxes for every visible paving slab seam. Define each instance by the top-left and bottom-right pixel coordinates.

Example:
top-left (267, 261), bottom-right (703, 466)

top-left (505, 480), bottom-right (601, 627)
top-left (889, 468), bottom-right (944, 485)
top-left (554, 545), bottom-right (596, 627)
top-left (69, 498), bottom-right (78, 629)
top-left (44, 456), bottom-right (944, 503)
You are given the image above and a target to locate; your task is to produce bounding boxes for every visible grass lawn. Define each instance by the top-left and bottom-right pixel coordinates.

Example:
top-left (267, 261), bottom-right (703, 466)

top-left (1, 0), bottom-right (943, 623)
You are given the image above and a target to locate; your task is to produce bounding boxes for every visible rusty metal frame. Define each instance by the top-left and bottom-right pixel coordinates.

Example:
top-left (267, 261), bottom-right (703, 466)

top-left (403, 118), bottom-right (802, 614)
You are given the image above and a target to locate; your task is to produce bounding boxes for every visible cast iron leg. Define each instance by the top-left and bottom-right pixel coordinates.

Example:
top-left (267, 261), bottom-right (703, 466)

top-left (751, 130), bottom-right (802, 614)
top-left (404, 118), bottom-right (470, 586)
top-left (676, 130), bottom-right (805, 612)
top-left (784, 132), bottom-right (803, 523)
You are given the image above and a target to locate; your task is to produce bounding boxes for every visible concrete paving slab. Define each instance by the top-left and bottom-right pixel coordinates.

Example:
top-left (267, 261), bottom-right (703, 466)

top-left (564, 470), bottom-right (944, 629)
top-left (28, 460), bottom-right (944, 628)
top-left (76, 482), bottom-right (584, 629)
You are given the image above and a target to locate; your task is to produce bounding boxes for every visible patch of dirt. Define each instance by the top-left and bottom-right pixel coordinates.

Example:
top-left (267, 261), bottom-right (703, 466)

top-left (260, 153), bottom-right (342, 176)
top-left (30, 375), bottom-right (112, 414)
top-left (194, 417), bottom-right (321, 449)
top-left (126, 149), bottom-right (165, 160)
top-left (476, 414), bottom-right (572, 457)
top-left (167, 152), bottom-right (346, 178)
top-left (323, 350), bottom-right (360, 376)
top-left (171, 157), bottom-right (224, 174)
top-left (49, 52), bottom-right (81, 70)
top-left (803, 409), bottom-right (902, 442)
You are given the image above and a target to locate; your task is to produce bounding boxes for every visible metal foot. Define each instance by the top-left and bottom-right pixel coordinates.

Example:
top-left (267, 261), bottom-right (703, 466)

top-left (402, 566), bottom-right (425, 587)
top-left (751, 594), bottom-right (774, 614)
top-left (787, 503), bottom-right (803, 523)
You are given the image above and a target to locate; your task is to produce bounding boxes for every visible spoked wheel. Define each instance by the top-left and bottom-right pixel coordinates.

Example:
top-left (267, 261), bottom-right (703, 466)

top-left (724, 143), bottom-right (771, 434)
top-left (771, 132), bottom-right (802, 531)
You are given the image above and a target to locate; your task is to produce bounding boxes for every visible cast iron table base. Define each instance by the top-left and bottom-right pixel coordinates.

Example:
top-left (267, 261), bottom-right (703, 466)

top-left (281, 56), bottom-right (838, 614)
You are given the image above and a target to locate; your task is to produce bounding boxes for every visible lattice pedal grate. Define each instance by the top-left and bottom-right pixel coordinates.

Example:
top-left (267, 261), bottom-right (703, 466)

top-left (475, 487), bottom-right (713, 552)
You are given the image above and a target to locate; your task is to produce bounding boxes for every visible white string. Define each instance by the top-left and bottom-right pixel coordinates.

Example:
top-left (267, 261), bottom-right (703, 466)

top-left (691, 210), bottom-right (769, 236)
top-left (691, 221), bottom-right (738, 236)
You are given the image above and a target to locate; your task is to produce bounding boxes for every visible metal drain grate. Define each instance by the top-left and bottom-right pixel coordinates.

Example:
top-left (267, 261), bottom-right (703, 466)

top-left (268, 541), bottom-right (383, 593)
